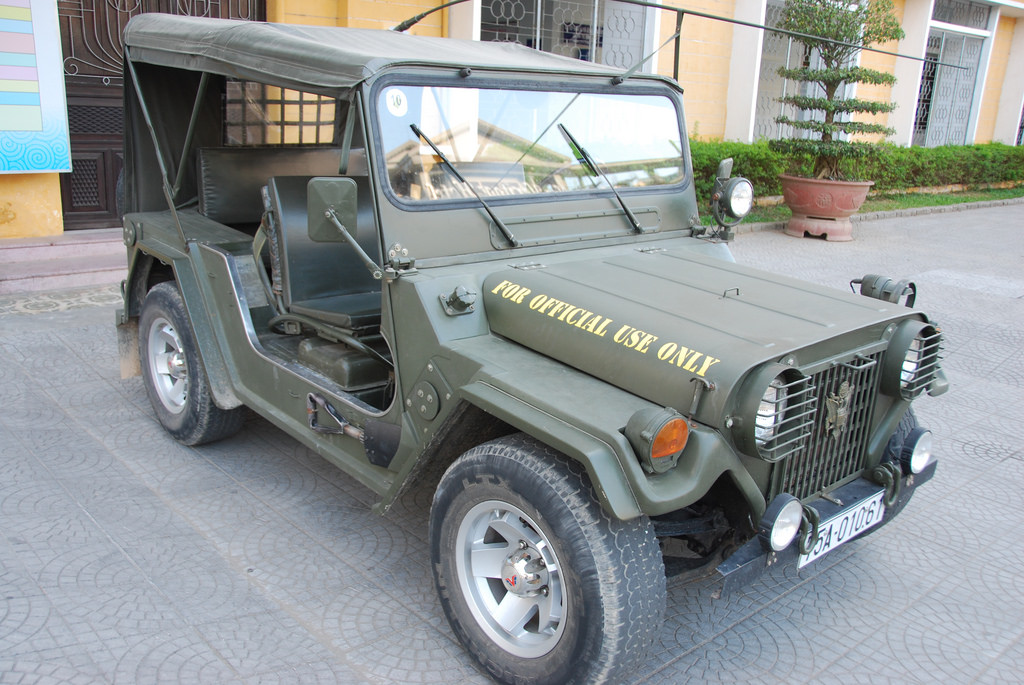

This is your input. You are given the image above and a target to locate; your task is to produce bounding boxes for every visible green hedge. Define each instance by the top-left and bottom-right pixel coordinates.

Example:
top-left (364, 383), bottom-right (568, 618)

top-left (688, 140), bottom-right (1024, 199)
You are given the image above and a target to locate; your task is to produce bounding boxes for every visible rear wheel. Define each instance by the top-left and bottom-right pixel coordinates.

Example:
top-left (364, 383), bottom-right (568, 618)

top-left (430, 433), bottom-right (665, 685)
top-left (139, 282), bottom-right (243, 445)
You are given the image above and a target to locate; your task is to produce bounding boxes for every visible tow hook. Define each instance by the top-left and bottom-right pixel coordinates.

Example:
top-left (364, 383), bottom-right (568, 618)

top-left (869, 461), bottom-right (903, 507)
top-left (798, 505), bottom-right (820, 555)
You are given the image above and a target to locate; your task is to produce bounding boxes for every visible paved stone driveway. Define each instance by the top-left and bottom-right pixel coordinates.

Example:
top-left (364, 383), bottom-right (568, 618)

top-left (1, 205), bottom-right (1022, 684)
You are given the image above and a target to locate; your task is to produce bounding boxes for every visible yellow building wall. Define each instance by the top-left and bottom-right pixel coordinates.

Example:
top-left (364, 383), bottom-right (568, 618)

top-left (653, 0), bottom-right (735, 140)
top-left (268, 0), bottom-right (443, 34)
top-left (975, 15), bottom-right (1015, 144)
top-left (0, 174), bottom-right (63, 239)
top-left (851, 0), bottom-right (903, 143)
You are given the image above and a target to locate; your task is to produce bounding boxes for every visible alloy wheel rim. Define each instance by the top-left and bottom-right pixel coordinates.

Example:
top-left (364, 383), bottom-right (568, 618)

top-left (147, 316), bottom-right (189, 414)
top-left (454, 499), bottom-right (567, 658)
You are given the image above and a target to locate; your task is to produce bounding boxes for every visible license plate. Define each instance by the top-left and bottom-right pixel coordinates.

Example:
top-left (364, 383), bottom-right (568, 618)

top-left (798, 490), bottom-right (886, 568)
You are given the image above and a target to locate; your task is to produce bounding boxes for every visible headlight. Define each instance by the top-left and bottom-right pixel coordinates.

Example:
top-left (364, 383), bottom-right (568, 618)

top-left (758, 493), bottom-right (804, 552)
top-left (732, 365), bottom-right (815, 462)
top-left (721, 177), bottom-right (754, 219)
top-left (901, 337), bottom-right (924, 387)
top-left (900, 427), bottom-right (933, 474)
top-left (755, 377), bottom-right (787, 445)
top-left (882, 321), bottom-right (943, 399)
top-left (709, 160), bottom-right (754, 230)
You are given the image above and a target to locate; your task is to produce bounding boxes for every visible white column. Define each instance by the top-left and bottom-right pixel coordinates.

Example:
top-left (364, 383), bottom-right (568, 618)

top-left (992, 16), bottom-right (1024, 143)
top-left (724, 0), bottom-right (767, 142)
top-left (967, 8), bottom-right (1001, 143)
top-left (890, 0), bottom-right (936, 146)
top-left (448, 0), bottom-right (481, 40)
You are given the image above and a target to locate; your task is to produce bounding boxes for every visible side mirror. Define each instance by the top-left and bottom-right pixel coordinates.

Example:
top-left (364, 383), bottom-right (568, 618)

top-left (306, 176), bottom-right (383, 280)
top-left (307, 176), bottom-right (358, 243)
top-left (715, 158), bottom-right (734, 179)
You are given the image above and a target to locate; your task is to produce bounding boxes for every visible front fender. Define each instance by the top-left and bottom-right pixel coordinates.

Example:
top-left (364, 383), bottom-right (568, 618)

top-left (119, 214), bottom-right (243, 410)
top-left (460, 379), bottom-right (643, 520)
top-left (443, 336), bottom-right (765, 522)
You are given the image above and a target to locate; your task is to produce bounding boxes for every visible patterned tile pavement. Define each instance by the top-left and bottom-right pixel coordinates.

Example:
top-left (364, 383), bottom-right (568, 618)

top-left (1, 205), bottom-right (1022, 683)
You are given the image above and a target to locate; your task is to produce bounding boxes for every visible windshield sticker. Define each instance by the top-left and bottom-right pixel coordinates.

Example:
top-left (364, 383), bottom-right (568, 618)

top-left (384, 88), bottom-right (408, 117)
top-left (489, 279), bottom-right (721, 377)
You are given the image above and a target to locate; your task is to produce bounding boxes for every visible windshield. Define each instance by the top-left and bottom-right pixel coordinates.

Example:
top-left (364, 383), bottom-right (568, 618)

top-left (376, 84), bottom-right (684, 203)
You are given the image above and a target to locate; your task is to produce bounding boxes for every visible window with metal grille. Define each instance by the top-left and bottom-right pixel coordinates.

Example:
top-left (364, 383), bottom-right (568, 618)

top-left (930, 0), bottom-right (991, 30)
top-left (223, 80), bottom-right (338, 146)
top-left (480, 0), bottom-right (650, 70)
top-left (753, 0), bottom-right (857, 142)
top-left (911, 0), bottom-right (990, 147)
top-left (912, 29), bottom-right (985, 147)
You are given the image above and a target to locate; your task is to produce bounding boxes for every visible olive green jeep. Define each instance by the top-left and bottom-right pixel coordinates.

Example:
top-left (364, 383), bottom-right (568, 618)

top-left (116, 13), bottom-right (946, 685)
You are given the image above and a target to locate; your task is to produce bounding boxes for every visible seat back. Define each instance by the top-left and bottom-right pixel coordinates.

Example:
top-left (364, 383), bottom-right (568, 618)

top-left (198, 147), bottom-right (368, 227)
top-left (266, 175), bottom-right (382, 331)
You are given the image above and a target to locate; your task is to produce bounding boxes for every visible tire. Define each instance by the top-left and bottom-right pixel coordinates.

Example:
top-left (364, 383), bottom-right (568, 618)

top-left (854, 407), bottom-right (920, 541)
top-left (138, 282), bottom-right (244, 445)
top-left (430, 433), bottom-right (666, 685)
top-left (877, 407), bottom-right (921, 523)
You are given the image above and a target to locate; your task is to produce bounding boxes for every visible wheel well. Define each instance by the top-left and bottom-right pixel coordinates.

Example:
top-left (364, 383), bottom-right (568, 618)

top-left (404, 401), bottom-right (515, 493)
top-left (127, 252), bottom-right (175, 317)
top-left (707, 472), bottom-right (758, 536)
top-left (652, 472), bottom-right (755, 539)
top-left (652, 472), bottom-right (753, 581)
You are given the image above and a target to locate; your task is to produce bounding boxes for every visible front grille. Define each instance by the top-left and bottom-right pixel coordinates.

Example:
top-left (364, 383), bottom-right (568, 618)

top-left (770, 351), bottom-right (883, 500)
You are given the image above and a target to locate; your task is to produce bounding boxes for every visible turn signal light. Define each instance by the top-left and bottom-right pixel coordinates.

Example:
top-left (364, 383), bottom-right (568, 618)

top-left (651, 418), bottom-right (689, 459)
top-left (625, 408), bottom-right (690, 474)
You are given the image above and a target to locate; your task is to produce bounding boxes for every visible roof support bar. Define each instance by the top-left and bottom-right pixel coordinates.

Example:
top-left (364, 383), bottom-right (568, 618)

top-left (672, 11), bottom-right (684, 82)
top-left (123, 47), bottom-right (188, 250)
top-left (172, 71), bottom-right (210, 201)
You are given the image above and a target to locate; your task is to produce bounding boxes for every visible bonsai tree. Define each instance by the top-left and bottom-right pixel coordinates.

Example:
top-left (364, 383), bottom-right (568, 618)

top-left (771, 0), bottom-right (904, 180)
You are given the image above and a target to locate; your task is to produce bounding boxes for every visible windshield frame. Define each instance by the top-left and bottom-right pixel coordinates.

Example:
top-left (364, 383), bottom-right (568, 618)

top-left (366, 70), bottom-right (691, 214)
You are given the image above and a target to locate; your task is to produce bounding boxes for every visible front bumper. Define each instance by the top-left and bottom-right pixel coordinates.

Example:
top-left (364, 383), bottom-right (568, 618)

top-left (716, 460), bottom-right (937, 594)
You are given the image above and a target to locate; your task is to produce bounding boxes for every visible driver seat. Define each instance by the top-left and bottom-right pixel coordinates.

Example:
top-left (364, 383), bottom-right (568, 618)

top-left (263, 175), bottom-right (382, 334)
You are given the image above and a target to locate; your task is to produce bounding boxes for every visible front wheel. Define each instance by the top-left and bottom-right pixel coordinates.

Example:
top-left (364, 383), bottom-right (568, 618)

top-left (430, 434), bottom-right (666, 685)
top-left (866, 407), bottom-right (923, 531)
top-left (138, 282), bottom-right (243, 445)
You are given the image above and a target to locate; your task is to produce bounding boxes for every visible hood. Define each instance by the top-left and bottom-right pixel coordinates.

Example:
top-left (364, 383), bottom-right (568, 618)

top-left (482, 247), bottom-right (915, 421)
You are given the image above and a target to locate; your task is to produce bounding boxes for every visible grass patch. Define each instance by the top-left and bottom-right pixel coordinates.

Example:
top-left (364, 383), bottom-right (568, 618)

top-left (739, 185), bottom-right (1024, 225)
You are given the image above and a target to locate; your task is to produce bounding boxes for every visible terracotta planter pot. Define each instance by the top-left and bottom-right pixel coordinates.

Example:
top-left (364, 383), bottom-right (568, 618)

top-left (779, 174), bottom-right (874, 242)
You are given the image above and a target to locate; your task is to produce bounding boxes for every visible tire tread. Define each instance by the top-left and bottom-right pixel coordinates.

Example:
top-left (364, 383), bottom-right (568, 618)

top-left (431, 433), bottom-right (665, 685)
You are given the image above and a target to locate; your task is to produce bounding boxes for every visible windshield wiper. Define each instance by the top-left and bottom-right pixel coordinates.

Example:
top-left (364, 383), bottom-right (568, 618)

top-left (410, 123), bottom-right (519, 248)
top-left (557, 124), bottom-right (648, 234)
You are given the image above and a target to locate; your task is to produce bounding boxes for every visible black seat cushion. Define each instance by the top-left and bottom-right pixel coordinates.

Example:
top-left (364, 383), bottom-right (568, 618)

top-left (289, 292), bottom-right (381, 332)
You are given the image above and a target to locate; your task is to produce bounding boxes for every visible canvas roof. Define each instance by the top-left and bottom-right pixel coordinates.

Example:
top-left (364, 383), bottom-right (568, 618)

top-left (124, 14), bottom-right (643, 94)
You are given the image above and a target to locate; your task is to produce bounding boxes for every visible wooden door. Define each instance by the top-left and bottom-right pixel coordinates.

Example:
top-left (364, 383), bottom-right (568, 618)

top-left (58, 1), bottom-right (265, 230)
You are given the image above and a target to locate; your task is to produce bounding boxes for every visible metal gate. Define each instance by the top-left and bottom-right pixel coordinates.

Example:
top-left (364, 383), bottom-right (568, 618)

top-left (58, 1), bottom-right (265, 230)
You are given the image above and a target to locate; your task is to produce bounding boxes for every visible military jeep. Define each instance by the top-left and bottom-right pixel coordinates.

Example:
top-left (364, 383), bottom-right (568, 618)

top-left (116, 13), bottom-right (946, 685)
